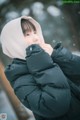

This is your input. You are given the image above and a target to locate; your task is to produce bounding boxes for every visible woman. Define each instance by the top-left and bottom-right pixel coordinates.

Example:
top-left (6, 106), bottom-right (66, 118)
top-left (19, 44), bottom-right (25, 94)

top-left (1, 16), bottom-right (80, 120)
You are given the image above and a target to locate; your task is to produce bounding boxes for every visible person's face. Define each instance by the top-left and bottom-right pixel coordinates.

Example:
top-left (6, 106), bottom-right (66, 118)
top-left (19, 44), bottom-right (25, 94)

top-left (24, 29), bottom-right (43, 46)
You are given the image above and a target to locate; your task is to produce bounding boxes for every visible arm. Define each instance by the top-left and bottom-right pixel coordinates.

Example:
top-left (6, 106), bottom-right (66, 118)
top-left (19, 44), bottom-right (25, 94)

top-left (51, 43), bottom-right (80, 81)
top-left (5, 44), bottom-right (71, 118)
top-left (25, 44), bottom-right (71, 118)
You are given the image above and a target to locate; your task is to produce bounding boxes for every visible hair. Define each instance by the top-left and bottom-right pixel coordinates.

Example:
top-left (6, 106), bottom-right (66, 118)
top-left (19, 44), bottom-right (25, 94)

top-left (21, 19), bottom-right (36, 36)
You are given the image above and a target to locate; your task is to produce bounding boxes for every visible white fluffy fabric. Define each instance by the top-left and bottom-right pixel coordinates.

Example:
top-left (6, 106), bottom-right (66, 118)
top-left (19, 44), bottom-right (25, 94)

top-left (0, 16), bottom-right (44, 60)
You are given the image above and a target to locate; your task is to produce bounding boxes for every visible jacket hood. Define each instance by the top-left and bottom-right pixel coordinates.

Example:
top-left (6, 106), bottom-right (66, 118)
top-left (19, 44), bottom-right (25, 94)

top-left (0, 16), bottom-right (44, 60)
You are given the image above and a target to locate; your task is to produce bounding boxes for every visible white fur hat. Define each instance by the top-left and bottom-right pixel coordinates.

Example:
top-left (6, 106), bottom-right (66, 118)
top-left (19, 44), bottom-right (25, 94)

top-left (0, 16), bottom-right (44, 60)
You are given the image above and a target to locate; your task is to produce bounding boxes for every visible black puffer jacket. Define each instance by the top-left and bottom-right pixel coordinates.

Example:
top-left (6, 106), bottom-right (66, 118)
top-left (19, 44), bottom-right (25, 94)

top-left (4, 44), bottom-right (80, 120)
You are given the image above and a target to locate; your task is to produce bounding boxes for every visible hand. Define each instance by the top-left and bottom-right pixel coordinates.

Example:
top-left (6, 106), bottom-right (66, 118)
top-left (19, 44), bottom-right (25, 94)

top-left (39, 43), bottom-right (54, 56)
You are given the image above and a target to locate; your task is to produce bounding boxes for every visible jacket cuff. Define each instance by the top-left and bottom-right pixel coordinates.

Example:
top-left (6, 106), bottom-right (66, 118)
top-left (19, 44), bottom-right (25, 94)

top-left (51, 42), bottom-right (63, 58)
top-left (51, 42), bottom-right (72, 61)
top-left (25, 44), bottom-right (43, 57)
top-left (25, 44), bottom-right (53, 74)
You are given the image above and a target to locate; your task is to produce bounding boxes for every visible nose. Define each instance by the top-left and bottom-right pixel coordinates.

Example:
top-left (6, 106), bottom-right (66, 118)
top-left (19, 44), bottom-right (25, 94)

top-left (32, 34), bottom-right (39, 42)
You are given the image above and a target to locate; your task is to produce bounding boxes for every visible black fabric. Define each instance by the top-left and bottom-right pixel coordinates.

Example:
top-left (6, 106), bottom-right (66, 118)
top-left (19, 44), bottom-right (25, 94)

top-left (51, 43), bottom-right (80, 85)
top-left (4, 44), bottom-right (80, 120)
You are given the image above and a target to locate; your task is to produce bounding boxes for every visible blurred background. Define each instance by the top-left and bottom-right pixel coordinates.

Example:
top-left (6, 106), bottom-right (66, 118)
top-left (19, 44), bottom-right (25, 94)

top-left (0, 0), bottom-right (80, 120)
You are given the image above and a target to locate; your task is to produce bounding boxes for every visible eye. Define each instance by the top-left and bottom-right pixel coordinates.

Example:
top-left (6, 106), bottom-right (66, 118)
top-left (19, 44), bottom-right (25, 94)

top-left (26, 33), bottom-right (30, 36)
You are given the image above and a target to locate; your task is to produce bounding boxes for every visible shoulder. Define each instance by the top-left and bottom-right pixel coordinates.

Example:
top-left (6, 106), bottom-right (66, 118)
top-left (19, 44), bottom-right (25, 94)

top-left (4, 58), bottom-right (29, 84)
